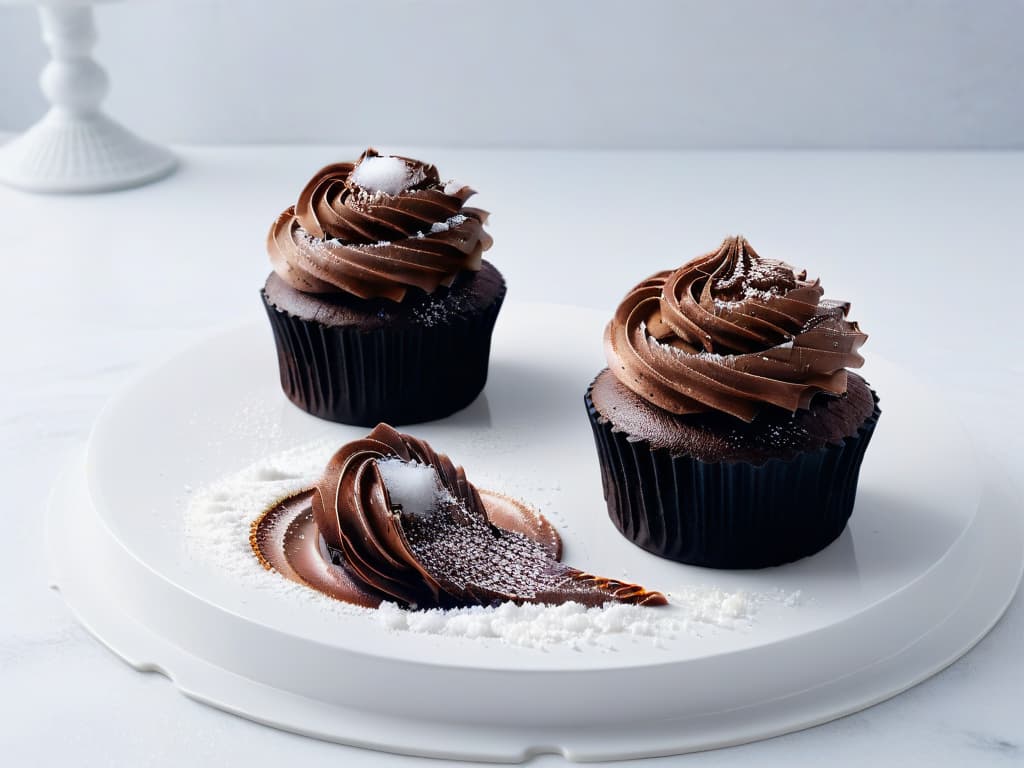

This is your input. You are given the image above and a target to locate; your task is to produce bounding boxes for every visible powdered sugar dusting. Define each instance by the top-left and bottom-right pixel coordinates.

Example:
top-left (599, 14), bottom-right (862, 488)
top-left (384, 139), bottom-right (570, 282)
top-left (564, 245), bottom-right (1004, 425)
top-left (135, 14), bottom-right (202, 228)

top-left (184, 440), bottom-right (334, 595)
top-left (410, 290), bottom-right (468, 327)
top-left (297, 226), bottom-right (395, 251)
top-left (184, 440), bottom-right (799, 650)
top-left (713, 286), bottom-right (779, 310)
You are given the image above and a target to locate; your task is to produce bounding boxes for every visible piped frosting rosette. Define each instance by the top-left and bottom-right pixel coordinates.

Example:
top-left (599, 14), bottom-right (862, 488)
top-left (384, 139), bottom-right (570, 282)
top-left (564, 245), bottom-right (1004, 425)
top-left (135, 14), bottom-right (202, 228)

top-left (310, 425), bottom-right (666, 609)
top-left (268, 149), bottom-right (493, 302)
top-left (605, 236), bottom-right (868, 422)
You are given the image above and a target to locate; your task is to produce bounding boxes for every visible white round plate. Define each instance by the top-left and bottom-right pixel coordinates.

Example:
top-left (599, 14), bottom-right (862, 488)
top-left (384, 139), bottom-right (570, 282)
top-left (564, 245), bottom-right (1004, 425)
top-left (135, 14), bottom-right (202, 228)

top-left (47, 302), bottom-right (1022, 762)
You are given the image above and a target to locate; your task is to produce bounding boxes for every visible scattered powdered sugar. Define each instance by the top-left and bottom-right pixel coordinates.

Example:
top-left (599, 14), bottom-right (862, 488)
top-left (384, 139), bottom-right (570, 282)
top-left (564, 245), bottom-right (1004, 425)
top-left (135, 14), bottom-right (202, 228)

top-left (644, 322), bottom-right (795, 364)
top-left (410, 289), bottom-right (469, 327)
top-left (713, 252), bottom-right (783, 293)
top-left (819, 299), bottom-right (847, 311)
top-left (184, 440), bottom-right (334, 592)
top-left (429, 213), bottom-right (467, 234)
top-left (373, 586), bottom-right (795, 649)
top-left (300, 209), bottom-right (466, 250)
top-left (350, 154), bottom-right (425, 196)
top-left (744, 286), bottom-right (780, 301)
top-left (711, 247), bottom-right (797, 308)
top-left (184, 441), bottom-right (800, 650)
top-left (713, 289), bottom-right (775, 310)
top-left (376, 601), bottom-right (684, 648)
top-left (645, 333), bottom-right (736, 368)
top-left (376, 457), bottom-right (454, 517)
top-left (694, 350), bottom-right (732, 365)
top-left (414, 214), bottom-right (468, 240)
top-left (296, 227), bottom-right (394, 252)
top-left (713, 286), bottom-right (781, 311)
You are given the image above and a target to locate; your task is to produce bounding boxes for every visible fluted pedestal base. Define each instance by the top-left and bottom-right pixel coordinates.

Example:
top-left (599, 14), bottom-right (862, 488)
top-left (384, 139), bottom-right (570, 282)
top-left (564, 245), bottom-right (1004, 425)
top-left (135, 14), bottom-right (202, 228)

top-left (0, 109), bottom-right (177, 193)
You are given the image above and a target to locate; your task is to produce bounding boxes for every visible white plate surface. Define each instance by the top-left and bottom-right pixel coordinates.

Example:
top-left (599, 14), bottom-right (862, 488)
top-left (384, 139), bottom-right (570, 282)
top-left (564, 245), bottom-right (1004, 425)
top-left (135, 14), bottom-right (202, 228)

top-left (47, 302), bottom-right (1023, 762)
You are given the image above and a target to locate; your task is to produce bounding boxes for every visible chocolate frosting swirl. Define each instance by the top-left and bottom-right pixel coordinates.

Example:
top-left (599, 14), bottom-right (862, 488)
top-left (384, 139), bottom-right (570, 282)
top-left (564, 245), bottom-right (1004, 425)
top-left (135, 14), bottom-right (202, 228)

top-left (311, 424), bottom-right (666, 609)
top-left (605, 236), bottom-right (868, 422)
top-left (268, 149), bottom-right (493, 302)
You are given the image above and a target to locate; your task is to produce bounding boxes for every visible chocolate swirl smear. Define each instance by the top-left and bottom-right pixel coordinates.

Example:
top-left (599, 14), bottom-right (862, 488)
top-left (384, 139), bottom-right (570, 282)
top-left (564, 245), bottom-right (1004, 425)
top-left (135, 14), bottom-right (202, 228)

top-left (252, 425), bottom-right (666, 609)
top-left (605, 236), bottom-right (868, 422)
top-left (268, 148), bottom-right (493, 302)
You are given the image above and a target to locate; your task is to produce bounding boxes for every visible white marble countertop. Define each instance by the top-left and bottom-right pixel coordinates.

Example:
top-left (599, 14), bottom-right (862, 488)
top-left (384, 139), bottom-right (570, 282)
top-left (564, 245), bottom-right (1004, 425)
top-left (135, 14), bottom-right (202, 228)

top-left (1, 147), bottom-right (1022, 766)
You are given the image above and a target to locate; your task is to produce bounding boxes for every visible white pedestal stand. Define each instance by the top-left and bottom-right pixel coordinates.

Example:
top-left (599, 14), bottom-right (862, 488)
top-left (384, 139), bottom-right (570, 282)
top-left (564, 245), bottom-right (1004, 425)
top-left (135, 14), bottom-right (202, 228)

top-left (0, 2), bottom-right (176, 193)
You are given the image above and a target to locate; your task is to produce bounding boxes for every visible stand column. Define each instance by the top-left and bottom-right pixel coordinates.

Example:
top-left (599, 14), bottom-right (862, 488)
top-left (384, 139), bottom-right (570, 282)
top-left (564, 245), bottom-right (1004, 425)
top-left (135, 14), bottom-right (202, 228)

top-left (0, 2), bottom-right (177, 193)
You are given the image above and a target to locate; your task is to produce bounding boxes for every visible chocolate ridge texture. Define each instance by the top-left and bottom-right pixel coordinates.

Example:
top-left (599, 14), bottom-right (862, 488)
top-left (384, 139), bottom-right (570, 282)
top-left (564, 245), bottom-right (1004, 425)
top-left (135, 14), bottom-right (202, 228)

top-left (268, 148), bottom-right (493, 302)
top-left (605, 236), bottom-right (868, 422)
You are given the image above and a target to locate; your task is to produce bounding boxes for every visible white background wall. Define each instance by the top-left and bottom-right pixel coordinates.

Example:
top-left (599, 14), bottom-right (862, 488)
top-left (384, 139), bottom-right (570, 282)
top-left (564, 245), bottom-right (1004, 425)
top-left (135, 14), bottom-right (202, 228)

top-left (1, 0), bottom-right (1021, 149)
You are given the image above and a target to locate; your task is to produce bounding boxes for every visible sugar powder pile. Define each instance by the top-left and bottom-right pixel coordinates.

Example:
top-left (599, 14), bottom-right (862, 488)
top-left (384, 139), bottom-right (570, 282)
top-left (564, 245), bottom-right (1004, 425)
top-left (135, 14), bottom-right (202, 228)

top-left (185, 440), bottom-right (798, 650)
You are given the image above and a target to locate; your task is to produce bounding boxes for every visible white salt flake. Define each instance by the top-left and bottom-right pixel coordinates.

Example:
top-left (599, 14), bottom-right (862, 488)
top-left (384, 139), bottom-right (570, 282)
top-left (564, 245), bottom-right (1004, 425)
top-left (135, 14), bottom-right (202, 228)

top-left (443, 179), bottom-right (465, 195)
top-left (351, 154), bottom-right (424, 196)
top-left (377, 602), bottom-right (409, 630)
top-left (721, 593), bottom-right (748, 618)
top-left (376, 457), bottom-right (455, 516)
top-left (429, 214), bottom-right (467, 234)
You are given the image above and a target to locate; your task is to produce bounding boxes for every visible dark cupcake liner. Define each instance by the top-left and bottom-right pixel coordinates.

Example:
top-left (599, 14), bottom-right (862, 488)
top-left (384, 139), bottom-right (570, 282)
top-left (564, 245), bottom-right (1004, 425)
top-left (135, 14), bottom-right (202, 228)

top-left (262, 287), bottom-right (504, 426)
top-left (585, 386), bottom-right (881, 569)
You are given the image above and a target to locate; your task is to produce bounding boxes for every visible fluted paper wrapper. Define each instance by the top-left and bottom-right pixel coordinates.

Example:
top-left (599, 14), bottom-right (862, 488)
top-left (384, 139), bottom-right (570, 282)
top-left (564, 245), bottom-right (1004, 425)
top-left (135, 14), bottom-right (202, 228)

top-left (262, 289), bottom-right (504, 426)
top-left (585, 388), bottom-right (880, 569)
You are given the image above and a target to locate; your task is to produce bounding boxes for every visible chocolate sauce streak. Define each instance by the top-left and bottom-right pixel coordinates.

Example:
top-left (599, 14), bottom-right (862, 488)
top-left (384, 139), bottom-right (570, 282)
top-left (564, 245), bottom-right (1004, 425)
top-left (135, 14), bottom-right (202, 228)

top-left (605, 236), bottom-right (868, 422)
top-left (251, 425), bottom-right (666, 609)
top-left (267, 148), bottom-right (492, 302)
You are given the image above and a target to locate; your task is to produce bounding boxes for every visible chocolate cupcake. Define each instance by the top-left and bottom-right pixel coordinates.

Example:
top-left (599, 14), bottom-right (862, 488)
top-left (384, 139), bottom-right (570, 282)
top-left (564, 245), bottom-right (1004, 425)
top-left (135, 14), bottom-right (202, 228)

top-left (586, 236), bottom-right (880, 568)
top-left (262, 149), bottom-right (504, 425)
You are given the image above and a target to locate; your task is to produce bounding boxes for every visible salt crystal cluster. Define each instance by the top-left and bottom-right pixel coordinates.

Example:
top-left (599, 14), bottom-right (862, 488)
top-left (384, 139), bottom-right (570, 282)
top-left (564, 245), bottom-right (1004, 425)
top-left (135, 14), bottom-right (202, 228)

top-left (350, 154), bottom-right (425, 196)
top-left (430, 214), bottom-right (467, 234)
top-left (376, 457), bottom-right (454, 517)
